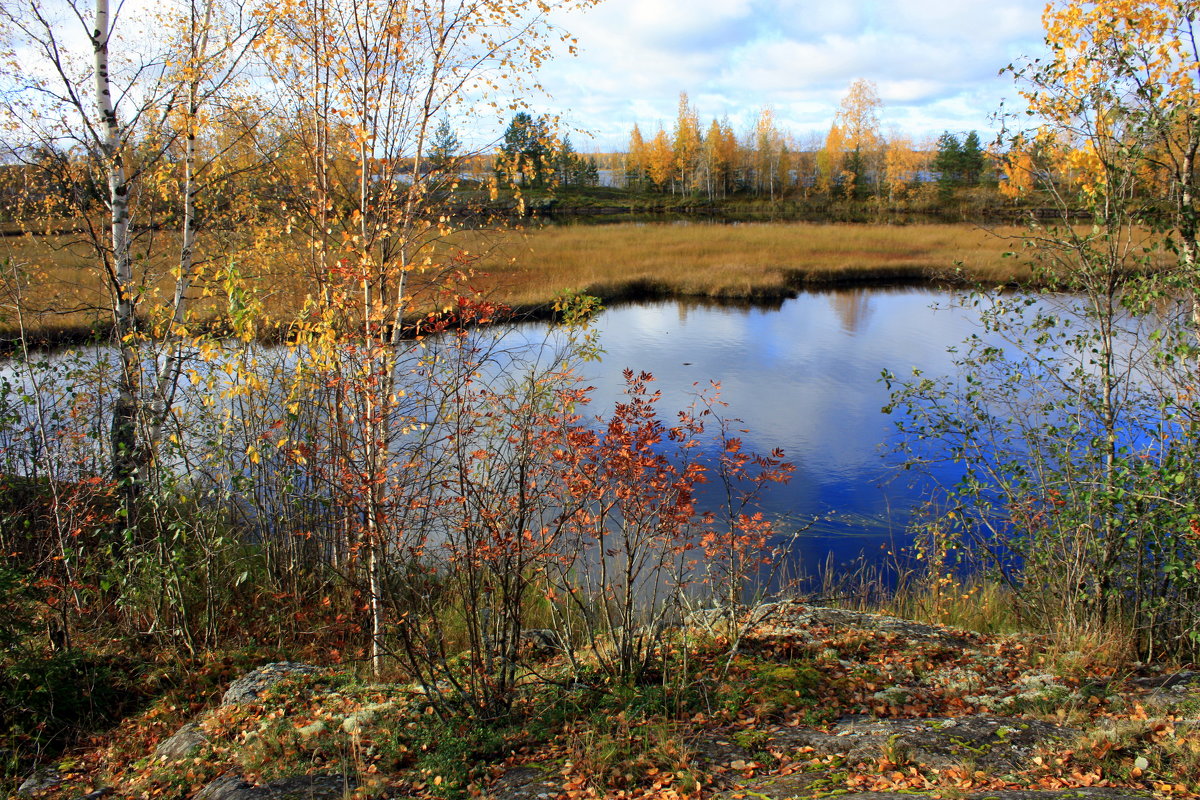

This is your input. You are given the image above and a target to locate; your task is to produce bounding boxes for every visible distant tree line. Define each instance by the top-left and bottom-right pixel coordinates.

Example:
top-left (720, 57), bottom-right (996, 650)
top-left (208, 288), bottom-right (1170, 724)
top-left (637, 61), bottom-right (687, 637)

top-left (609, 83), bottom-right (1000, 203)
top-left (512, 80), bottom-right (1141, 209)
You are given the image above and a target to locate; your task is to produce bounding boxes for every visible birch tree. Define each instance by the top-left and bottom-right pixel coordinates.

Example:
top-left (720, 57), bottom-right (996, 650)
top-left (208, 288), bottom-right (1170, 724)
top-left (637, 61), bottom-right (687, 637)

top-left (646, 126), bottom-right (674, 189)
top-left (751, 106), bottom-right (786, 200)
top-left (889, 0), bottom-right (1200, 658)
top-left (672, 91), bottom-right (700, 193)
top-left (626, 123), bottom-right (647, 188)
top-left (883, 134), bottom-right (927, 200)
top-left (1013, 0), bottom-right (1200, 315)
top-left (0, 0), bottom-right (261, 512)
top-left (833, 78), bottom-right (884, 198)
top-left (256, 0), bottom-right (599, 676)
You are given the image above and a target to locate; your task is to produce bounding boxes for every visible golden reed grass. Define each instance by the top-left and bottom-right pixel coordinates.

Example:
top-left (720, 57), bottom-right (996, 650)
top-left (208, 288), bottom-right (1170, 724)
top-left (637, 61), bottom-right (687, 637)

top-left (0, 222), bottom-right (1035, 342)
top-left (480, 221), bottom-right (1032, 308)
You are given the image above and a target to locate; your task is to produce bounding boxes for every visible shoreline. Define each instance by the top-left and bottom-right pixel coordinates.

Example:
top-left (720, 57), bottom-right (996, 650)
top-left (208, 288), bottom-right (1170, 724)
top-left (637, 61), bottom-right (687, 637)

top-left (0, 270), bottom-right (993, 352)
top-left (1, 219), bottom-right (1153, 350)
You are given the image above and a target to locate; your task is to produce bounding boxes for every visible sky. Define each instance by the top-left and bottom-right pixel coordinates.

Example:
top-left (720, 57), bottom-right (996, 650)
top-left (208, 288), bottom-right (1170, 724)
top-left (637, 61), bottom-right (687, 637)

top-left (535, 0), bottom-right (1050, 151)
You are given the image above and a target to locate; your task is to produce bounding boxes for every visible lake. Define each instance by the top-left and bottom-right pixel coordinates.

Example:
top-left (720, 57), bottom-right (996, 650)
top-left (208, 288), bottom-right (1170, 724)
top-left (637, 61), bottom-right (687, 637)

top-left (561, 286), bottom-right (975, 573)
top-left (0, 284), bottom-right (990, 576)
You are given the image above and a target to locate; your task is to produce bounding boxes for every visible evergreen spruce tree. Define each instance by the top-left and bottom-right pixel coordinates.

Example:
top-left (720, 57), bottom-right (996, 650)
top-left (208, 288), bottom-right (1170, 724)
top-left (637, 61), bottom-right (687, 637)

top-left (960, 130), bottom-right (986, 186)
top-left (933, 132), bottom-right (964, 188)
top-left (496, 112), bottom-right (551, 186)
top-left (429, 118), bottom-right (461, 174)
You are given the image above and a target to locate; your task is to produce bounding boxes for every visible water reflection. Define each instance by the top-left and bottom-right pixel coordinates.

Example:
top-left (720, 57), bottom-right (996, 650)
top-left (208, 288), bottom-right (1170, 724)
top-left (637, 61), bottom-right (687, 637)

top-left (0, 287), bottom-right (982, 572)
top-left (573, 287), bottom-right (975, 568)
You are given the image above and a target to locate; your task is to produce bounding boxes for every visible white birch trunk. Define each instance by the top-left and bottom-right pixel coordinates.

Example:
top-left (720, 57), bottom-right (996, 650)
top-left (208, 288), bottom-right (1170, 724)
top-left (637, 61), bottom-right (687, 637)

top-left (148, 0), bottom-right (212, 453)
top-left (94, 0), bottom-right (140, 497)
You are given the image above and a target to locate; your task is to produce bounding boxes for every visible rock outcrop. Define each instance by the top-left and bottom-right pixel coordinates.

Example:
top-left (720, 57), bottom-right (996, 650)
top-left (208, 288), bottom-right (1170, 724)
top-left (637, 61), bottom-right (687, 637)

top-left (85, 608), bottom-right (1192, 800)
top-left (194, 773), bottom-right (354, 800)
top-left (220, 663), bottom-right (323, 707)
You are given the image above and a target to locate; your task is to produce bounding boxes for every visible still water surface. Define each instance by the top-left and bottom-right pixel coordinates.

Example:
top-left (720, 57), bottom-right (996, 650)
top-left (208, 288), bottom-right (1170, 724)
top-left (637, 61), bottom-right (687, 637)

top-left (570, 286), bottom-right (975, 570)
top-left (0, 285), bottom-right (979, 573)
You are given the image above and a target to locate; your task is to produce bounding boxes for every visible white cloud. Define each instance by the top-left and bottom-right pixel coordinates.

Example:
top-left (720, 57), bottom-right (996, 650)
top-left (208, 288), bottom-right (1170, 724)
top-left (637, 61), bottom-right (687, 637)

top-left (534, 0), bottom-right (1047, 148)
top-left (772, 1), bottom-right (866, 37)
top-left (887, 0), bottom-right (1043, 41)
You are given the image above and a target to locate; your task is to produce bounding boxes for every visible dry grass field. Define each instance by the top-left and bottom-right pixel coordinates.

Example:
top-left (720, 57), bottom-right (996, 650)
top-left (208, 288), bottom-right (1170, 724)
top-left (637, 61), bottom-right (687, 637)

top-left (480, 221), bottom-right (1031, 308)
top-left (0, 221), bottom-right (1041, 341)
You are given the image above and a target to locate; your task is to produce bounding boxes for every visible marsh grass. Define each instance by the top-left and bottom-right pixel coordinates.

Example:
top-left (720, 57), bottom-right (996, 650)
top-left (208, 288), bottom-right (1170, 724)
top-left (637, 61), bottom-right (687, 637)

top-left (803, 549), bottom-right (1158, 668)
top-left (804, 550), bottom-right (1024, 636)
top-left (1, 222), bottom-right (1036, 343)
top-left (483, 221), bottom-right (1034, 309)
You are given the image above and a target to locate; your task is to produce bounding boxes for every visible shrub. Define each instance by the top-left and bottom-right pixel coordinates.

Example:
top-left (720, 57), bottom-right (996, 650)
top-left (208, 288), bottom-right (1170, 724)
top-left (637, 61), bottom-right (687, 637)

top-left (0, 650), bottom-right (145, 773)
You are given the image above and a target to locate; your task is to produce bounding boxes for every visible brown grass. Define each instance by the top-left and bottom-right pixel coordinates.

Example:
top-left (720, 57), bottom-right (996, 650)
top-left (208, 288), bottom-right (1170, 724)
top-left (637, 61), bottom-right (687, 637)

top-left (0, 221), bottom-right (1034, 342)
top-left (476, 221), bottom-right (1032, 308)
top-left (0, 228), bottom-right (257, 344)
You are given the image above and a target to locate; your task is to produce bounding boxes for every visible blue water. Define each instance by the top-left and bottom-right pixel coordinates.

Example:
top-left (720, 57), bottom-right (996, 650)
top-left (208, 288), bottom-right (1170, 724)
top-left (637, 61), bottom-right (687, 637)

top-left (0, 286), bottom-right (990, 574)
top-left (570, 287), bottom-right (976, 572)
